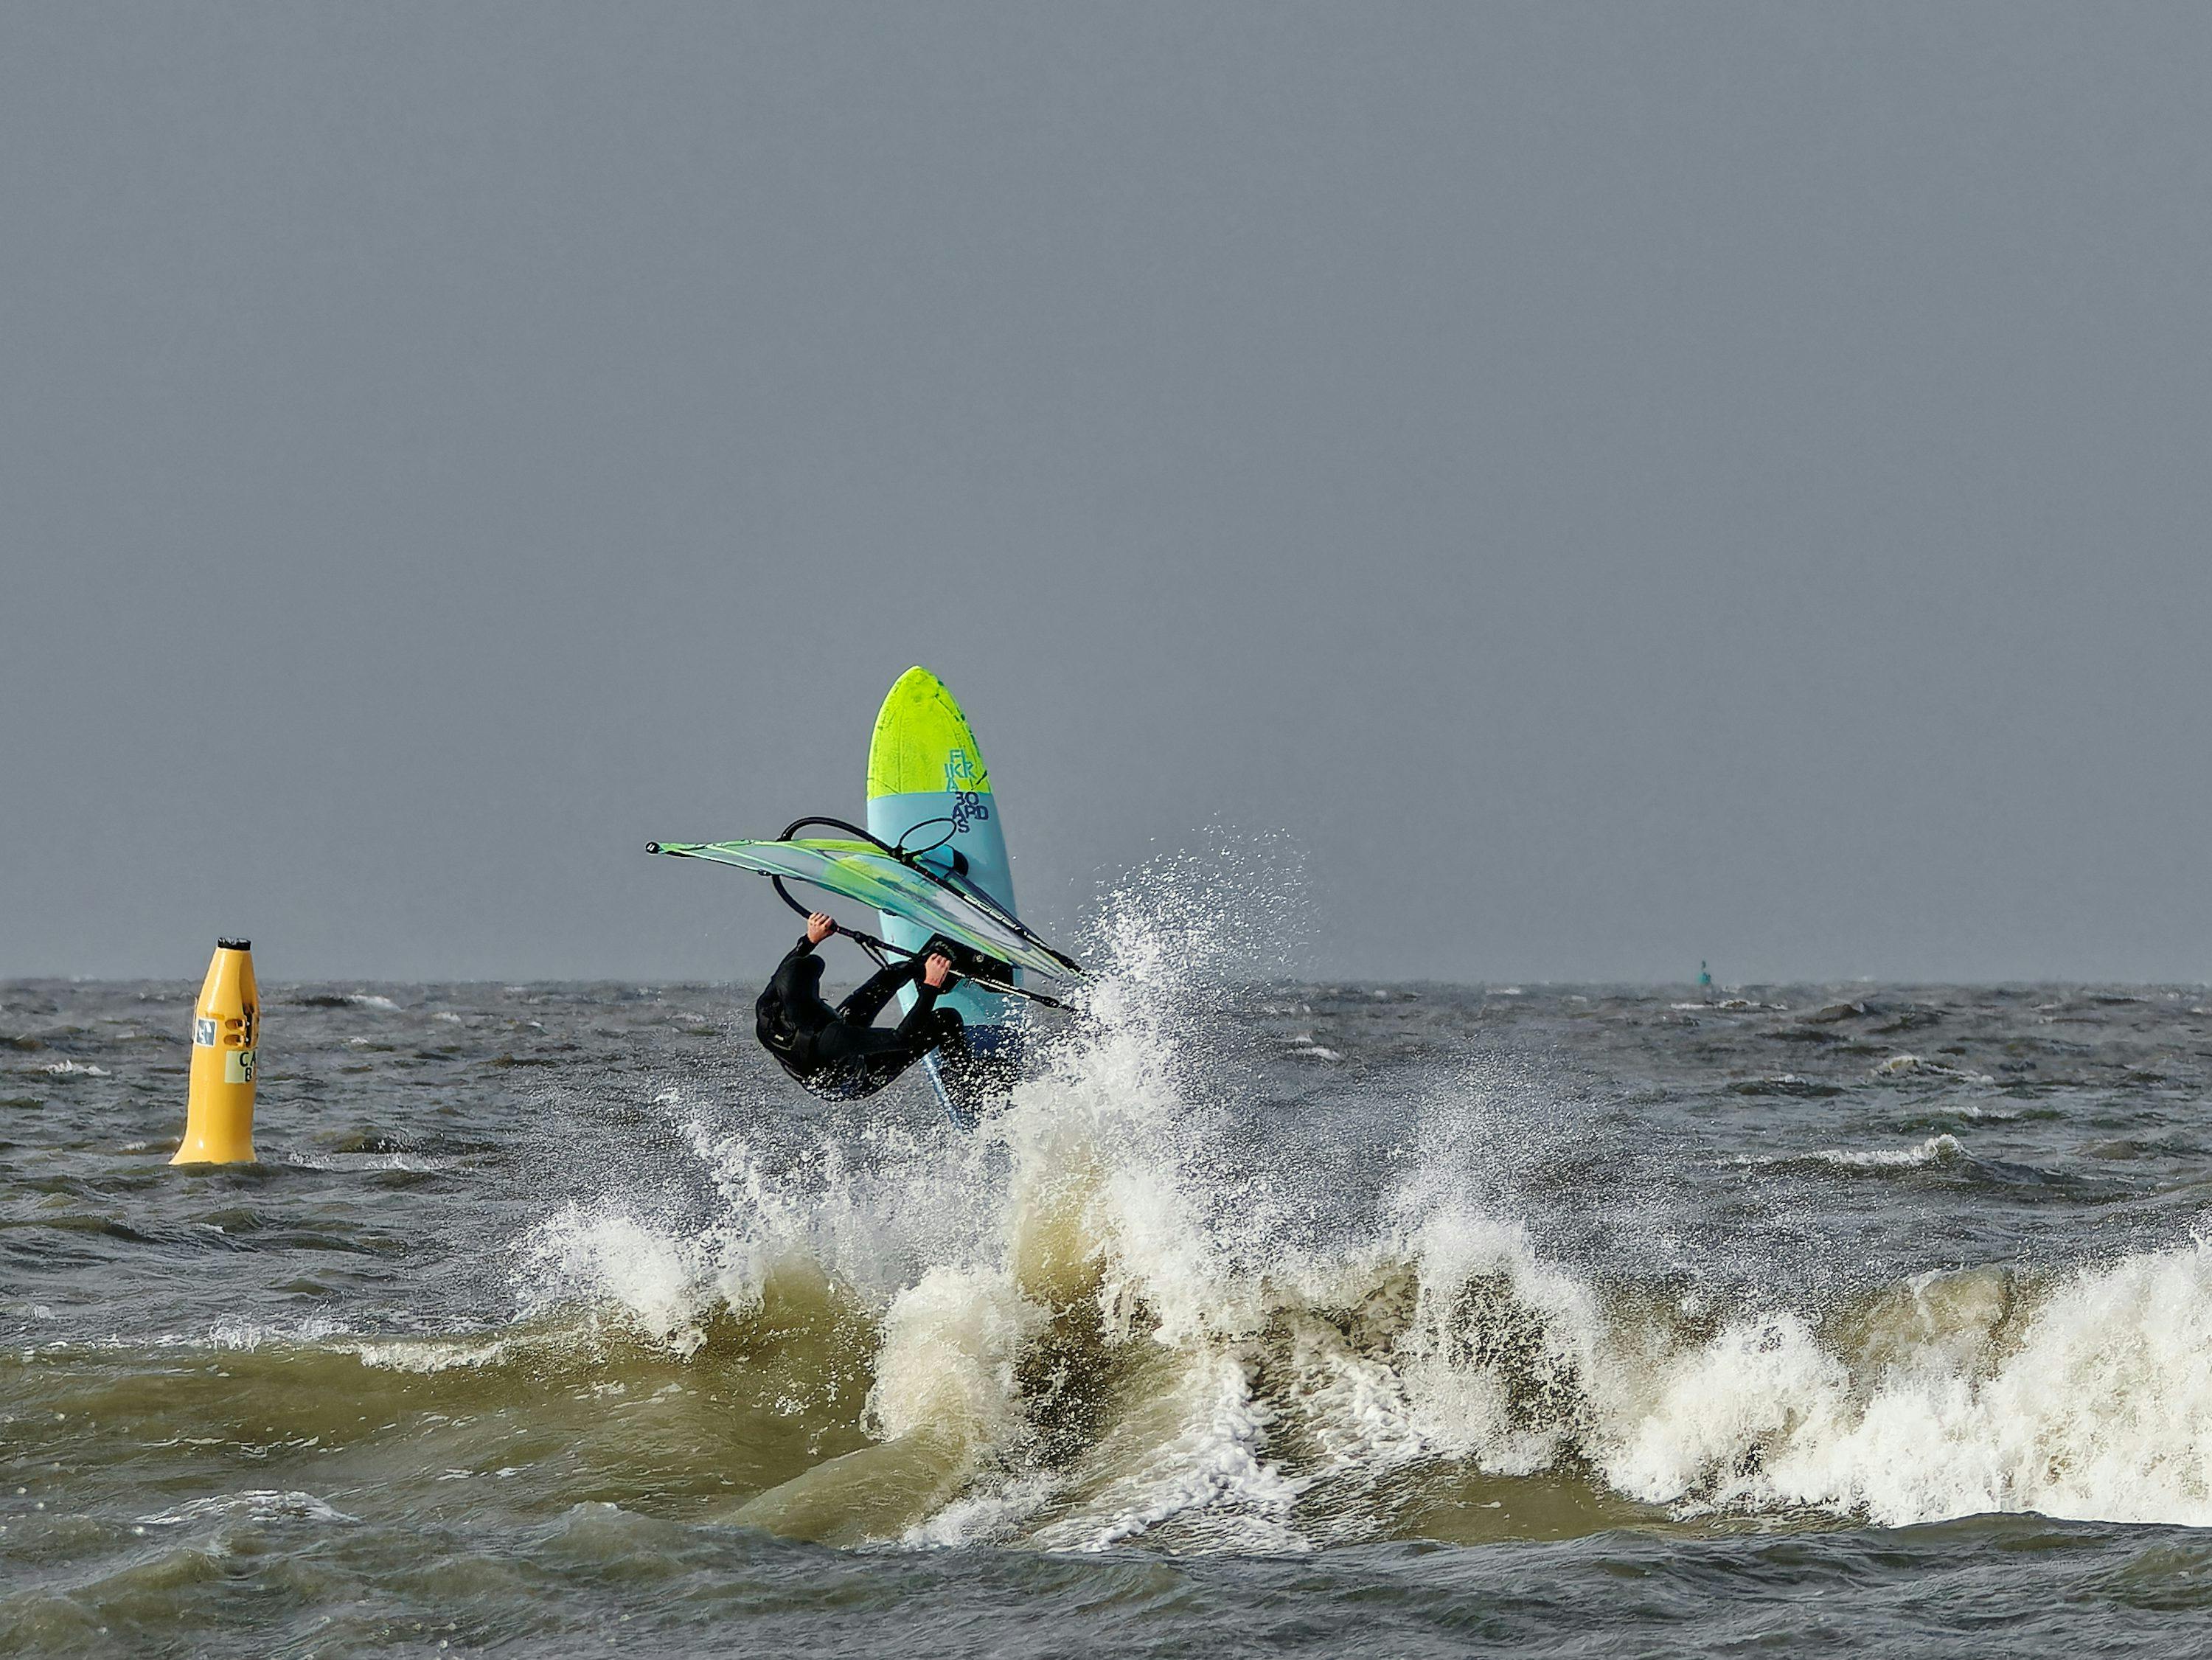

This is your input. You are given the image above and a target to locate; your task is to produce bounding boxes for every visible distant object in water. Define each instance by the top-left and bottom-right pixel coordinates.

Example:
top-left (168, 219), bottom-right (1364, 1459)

top-left (172, 938), bottom-right (259, 1165)
top-left (1698, 959), bottom-right (1713, 994)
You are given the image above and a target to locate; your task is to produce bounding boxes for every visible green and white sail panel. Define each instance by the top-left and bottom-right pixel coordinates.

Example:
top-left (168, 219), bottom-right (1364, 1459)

top-left (647, 838), bottom-right (1077, 984)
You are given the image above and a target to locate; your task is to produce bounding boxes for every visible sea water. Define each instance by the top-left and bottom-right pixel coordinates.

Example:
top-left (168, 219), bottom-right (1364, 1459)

top-left (5, 902), bottom-right (2212, 1653)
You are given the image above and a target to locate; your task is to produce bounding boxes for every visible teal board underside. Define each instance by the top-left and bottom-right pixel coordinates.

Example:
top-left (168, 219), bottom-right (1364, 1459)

top-left (867, 790), bottom-right (1021, 1047)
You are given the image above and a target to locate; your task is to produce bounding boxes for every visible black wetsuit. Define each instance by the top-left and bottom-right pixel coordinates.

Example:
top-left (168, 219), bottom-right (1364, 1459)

top-left (754, 935), bottom-right (967, 1100)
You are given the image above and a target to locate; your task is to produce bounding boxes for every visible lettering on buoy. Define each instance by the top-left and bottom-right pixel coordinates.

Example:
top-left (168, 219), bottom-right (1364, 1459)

top-left (171, 938), bottom-right (259, 1165)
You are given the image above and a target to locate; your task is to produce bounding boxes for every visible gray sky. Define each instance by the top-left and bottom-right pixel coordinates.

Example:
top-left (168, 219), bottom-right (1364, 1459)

top-left (5, 2), bottom-right (2209, 984)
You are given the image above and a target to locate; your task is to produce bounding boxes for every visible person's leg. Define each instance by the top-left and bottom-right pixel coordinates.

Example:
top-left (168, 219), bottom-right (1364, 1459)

top-left (807, 1021), bottom-right (900, 1099)
top-left (815, 1013), bottom-right (936, 1072)
top-left (835, 959), bottom-right (924, 1027)
top-left (889, 985), bottom-right (952, 1047)
top-left (811, 997), bottom-right (961, 1093)
top-left (854, 1008), bottom-right (965, 1097)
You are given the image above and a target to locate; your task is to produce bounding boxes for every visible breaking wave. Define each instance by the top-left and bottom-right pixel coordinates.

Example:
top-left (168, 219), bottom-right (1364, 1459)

top-left (486, 860), bottom-right (2212, 1553)
top-left (484, 872), bottom-right (2212, 1557)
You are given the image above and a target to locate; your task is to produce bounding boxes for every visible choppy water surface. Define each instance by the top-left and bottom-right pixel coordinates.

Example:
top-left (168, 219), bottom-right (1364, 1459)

top-left (7, 929), bottom-right (2212, 1653)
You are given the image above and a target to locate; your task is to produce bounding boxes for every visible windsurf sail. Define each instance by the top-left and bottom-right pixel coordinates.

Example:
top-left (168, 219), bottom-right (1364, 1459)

top-left (647, 827), bottom-right (1082, 990)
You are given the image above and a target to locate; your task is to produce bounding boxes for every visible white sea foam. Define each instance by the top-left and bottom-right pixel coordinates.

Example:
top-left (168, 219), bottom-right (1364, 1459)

top-left (194, 1316), bottom-right (354, 1350)
top-left (903, 1473), bottom-right (1062, 1548)
top-left (349, 1333), bottom-right (526, 1374)
top-left (1029, 1352), bottom-right (1310, 1554)
top-left (38, 1060), bottom-right (107, 1075)
top-left (284, 1150), bottom-right (454, 1173)
top-left (1727, 1133), bottom-right (1966, 1173)
top-left (1872, 1054), bottom-right (1996, 1085)
top-left (867, 1264), bottom-right (1034, 1448)
top-left (1603, 1243), bottom-right (2212, 1527)
top-left (515, 1202), bottom-right (745, 1356)
top-left (139, 1490), bottom-right (359, 1527)
top-left (1818, 1134), bottom-right (1964, 1170)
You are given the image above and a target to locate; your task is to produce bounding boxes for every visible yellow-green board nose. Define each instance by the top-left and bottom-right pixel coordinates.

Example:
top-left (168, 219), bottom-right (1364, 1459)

top-left (867, 666), bottom-right (992, 800)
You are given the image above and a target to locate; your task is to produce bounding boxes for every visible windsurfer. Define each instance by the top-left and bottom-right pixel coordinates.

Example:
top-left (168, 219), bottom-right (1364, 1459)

top-left (754, 912), bottom-right (968, 1099)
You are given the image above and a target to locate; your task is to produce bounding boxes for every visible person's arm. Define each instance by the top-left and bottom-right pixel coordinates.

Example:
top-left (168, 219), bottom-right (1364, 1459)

top-left (767, 914), bottom-right (838, 999)
top-left (764, 936), bottom-right (813, 1004)
top-left (782, 911), bottom-right (835, 961)
top-left (888, 954), bottom-right (958, 1046)
top-left (897, 953), bottom-right (955, 1014)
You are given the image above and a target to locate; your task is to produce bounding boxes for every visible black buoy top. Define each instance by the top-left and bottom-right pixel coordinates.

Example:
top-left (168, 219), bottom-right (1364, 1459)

top-left (217, 937), bottom-right (251, 951)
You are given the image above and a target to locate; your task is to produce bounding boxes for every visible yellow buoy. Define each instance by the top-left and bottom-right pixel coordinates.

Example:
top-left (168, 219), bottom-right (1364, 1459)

top-left (172, 938), bottom-right (259, 1165)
